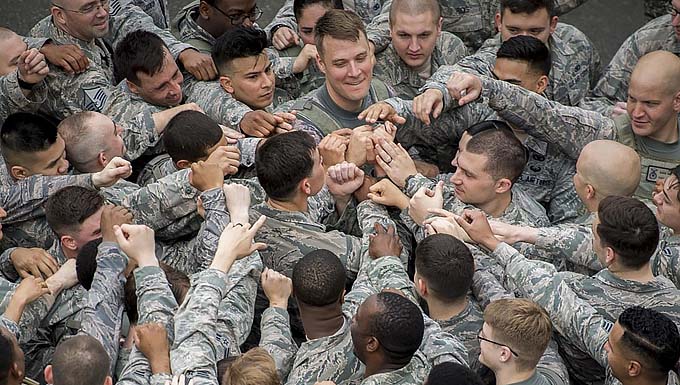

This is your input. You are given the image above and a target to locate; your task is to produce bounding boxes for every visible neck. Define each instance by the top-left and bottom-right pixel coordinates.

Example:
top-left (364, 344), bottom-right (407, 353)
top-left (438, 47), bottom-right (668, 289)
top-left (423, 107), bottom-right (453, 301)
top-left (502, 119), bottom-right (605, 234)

top-left (649, 118), bottom-right (679, 143)
top-left (478, 192), bottom-right (512, 218)
top-left (426, 296), bottom-right (468, 321)
top-left (624, 375), bottom-right (669, 385)
top-left (585, 198), bottom-right (599, 213)
top-left (61, 244), bottom-right (77, 260)
top-left (298, 302), bottom-right (345, 340)
top-left (364, 359), bottom-right (410, 379)
top-left (608, 262), bottom-right (655, 283)
top-left (494, 366), bottom-right (536, 385)
top-left (195, 17), bottom-right (221, 39)
top-left (267, 195), bottom-right (308, 213)
top-left (325, 82), bottom-right (364, 112)
top-left (55, 21), bottom-right (94, 43)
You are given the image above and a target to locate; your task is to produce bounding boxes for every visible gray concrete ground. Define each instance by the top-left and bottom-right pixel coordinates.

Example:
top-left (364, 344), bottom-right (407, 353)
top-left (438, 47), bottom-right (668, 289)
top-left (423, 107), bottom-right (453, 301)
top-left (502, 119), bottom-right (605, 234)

top-left (0, 0), bottom-right (648, 67)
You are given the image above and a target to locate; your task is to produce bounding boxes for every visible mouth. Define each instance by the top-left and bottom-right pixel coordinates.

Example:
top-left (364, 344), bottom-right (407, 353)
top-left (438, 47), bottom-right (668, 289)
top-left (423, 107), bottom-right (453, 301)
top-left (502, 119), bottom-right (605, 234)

top-left (345, 79), bottom-right (365, 87)
top-left (260, 90), bottom-right (273, 99)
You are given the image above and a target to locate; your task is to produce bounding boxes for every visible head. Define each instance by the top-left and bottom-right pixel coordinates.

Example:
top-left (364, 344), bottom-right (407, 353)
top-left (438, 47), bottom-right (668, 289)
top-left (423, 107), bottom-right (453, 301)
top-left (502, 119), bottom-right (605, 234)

top-left (414, 234), bottom-right (474, 304)
top-left (124, 262), bottom-right (190, 324)
top-left (670, 0), bottom-right (680, 41)
top-left (606, 307), bottom-right (680, 383)
top-left (627, 51), bottom-right (680, 142)
top-left (58, 111), bottom-right (125, 173)
top-left (292, 249), bottom-right (346, 308)
top-left (44, 335), bottom-right (111, 385)
top-left (196, 0), bottom-right (260, 39)
top-left (255, 131), bottom-right (324, 201)
top-left (425, 362), bottom-right (484, 385)
top-left (480, 299), bottom-right (552, 372)
top-left (293, 0), bottom-right (335, 45)
top-left (593, 196), bottom-right (659, 269)
top-left (573, 140), bottom-right (641, 212)
top-left (1, 113), bottom-right (69, 180)
top-left (351, 292), bottom-right (424, 368)
top-left (0, 27), bottom-right (27, 77)
top-left (0, 327), bottom-right (25, 385)
top-left (45, 186), bottom-right (105, 257)
top-left (163, 110), bottom-right (226, 169)
top-left (315, 9), bottom-right (375, 111)
top-left (50, 0), bottom-right (110, 42)
top-left (213, 27), bottom-right (274, 110)
top-left (494, 35), bottom-right (550, 94)
top-left (388, 0), bottom-right (442, 69)
top-left (496, 0), bottom-right (557, 44)
top-left (450, 121), bottom-right (527, 207)
top-left (219, 348), bottom-right (280, 385)
top-left (653, 165), bottom-right (680, 231)
top-left (114, 30), bottom-right (183, 107)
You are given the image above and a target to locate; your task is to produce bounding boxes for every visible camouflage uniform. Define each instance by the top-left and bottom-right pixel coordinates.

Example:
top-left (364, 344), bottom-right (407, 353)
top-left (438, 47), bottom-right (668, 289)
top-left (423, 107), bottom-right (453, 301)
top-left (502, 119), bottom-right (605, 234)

top-left (374, 32), bottom-right (467, 100)
top-left (426, 23), bottom-right (600, 107)
top-left (278, 44), bottom-right (326, 97)
top-left (651, 229), bottom-right (680, 288)
top-left (645, 0), bottom-right (673, 20)
top-left (111, 0), bottom-right (170, 29)
top-left (0, 273), bottom-right (52, 344)
top-left (0, 71), bottom-right (48, 124)
top-left (589, 15), bottom-right (680, 114)
top-left (475, 76), bottom-right (680, 202)
top-left (436, 299), bottom-right (485, 372)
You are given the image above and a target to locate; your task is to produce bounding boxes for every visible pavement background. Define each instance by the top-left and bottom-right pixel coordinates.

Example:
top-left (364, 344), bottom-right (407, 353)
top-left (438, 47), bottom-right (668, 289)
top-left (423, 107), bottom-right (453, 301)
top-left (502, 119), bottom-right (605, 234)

top-left (0, 0), bottom-right (647, 67)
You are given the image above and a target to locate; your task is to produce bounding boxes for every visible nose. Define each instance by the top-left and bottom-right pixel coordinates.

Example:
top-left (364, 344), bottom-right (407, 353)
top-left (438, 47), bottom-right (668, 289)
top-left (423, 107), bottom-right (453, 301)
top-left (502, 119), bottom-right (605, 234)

top-left (348, 61), bottom-right (361, 77)
top-left (242, 17), bottom-right (254, 27)
top-left (262, 74), bottom-right (274, 89)
top-left (450, 168), bottom-right (462, 185)
top-left (95, 3), bottom-right (108, 18)
top-left (630, 102), bottom-right (644, 118)
top-left (408, 37), bottom-right (420, 52)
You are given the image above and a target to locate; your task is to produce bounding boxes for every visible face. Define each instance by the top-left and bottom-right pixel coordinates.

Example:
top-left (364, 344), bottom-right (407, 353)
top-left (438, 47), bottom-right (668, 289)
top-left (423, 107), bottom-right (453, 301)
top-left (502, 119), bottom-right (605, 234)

top-left (222, 53), bottom-right (275, 110)
top-left (493, 58), bottom-right (546, 93)
top-left (478, 323), bottom-right (501, 369)
top-left (97, 116), bottom-right (126, 161)
top-left (626, 74), bottom-right (680, 140)
top-left (451, 132), bottom-right (472, 168)
top-left (604, 322), bottom-right (630, 382)
top-left (653, 174), bottom-right (680, 231)
top-left (67, 206), bottom-right (104, 252)
top-left (318, 34), bottom-right (374, 111)
top-left (390, 11), bottom-right (441, 69)
top-left (297, 3), bottom-right (329, 45)
top-left (16, 135), bottom-right (70, 179)
top-left (350, 294), bottom-right (378, 364)
top-left (53, 0), bottom-right (110, 41)
top-left (130, 48), bottom-right (184, 107)
top-left (449, 150), bottom-right (497, 206)
top-left (0, 33), bottom-right (27, 77)
top-left (496, 8), bottom-right (555, 44)
top-left (0, 206), bottom-right (7, 241)
top-left (206, 0), bottom-right (258, 37)
top-left (671, 0), bottom-right (680, 41)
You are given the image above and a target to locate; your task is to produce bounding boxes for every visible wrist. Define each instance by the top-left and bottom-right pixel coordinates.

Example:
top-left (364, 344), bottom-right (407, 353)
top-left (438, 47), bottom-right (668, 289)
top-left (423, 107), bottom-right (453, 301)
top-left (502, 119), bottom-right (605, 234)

top-left (481, 237), bottom-right (501, 252)
top-left (136, 255), bottom-right (159, 268)
top-left (45, 278), bottom-right (65, 297)
top-left (3, 299), bottom-right (25, 323)
top-left (148, 355), bottom-right (171, 375)
top-left (269, 300), bottom-right (288, 309)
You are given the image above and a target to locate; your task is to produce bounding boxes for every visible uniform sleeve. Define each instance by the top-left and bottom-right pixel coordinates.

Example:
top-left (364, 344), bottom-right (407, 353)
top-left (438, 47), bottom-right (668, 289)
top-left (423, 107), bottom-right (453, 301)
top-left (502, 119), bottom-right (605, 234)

top-left (553, 0), bottom-right (590, 14)
top-left (182, 76), bottom-right (253, 131)
top-left (365, 0), bottom-right (393, 53)
top-left (0, 71), bottom-right (47, 122)
top-left (651, 238), bottom-right (680, 289)
top-left (263, 0), bottom-right (298, 43)
top-left (536, 339), bottom-right (570, 385)
top-left (420, 314), bottom-right (469, 367)
top-left (186, 187), bottom-right (231, 274)
top-left (259, 306), bottom-right (297, 380)
top-left (535, 224), bottom-right (603, 271)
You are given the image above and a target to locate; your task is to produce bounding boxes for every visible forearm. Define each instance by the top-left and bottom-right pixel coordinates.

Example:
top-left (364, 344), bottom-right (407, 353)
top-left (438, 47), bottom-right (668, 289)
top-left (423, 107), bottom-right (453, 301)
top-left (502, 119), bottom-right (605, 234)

top-left (260, 306), bottom-right (296, 380)
top-left (192, 187), bottom-right (231, 272)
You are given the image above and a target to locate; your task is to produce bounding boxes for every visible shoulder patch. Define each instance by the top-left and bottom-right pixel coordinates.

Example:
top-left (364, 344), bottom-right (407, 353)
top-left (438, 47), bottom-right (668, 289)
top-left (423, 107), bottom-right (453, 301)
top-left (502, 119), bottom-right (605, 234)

top-left (81, 86), bottom-right (110, 112)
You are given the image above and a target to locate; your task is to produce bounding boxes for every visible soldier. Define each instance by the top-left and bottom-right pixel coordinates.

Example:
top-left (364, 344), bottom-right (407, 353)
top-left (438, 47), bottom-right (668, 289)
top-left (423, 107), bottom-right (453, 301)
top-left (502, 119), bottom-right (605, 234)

top-left (43, 336), bottom-right (113, 385)
top-left (373, 0), bottom-right (467, 100)
top-left (589, 0), bottom-right (680, 116)
top-left (646, 0), bottom-right (673, 20)
top-left (650, 166), bottom-right (680, 288)
top-left (110, 0), bottom-right (170, 29)
top-left (425, 363), bottom-right (484, 385)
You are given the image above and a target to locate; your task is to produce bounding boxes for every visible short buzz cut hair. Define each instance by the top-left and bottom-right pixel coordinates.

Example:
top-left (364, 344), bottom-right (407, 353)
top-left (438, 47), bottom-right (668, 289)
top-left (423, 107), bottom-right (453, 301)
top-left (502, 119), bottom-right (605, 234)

top-left (484, 298), bottom-right (552, 371)
top-left (58, 111), bottom-right (109, 173)
top-left (0, 112), bottom-right (59, 166)
top-left (496, 35), bottom-right (551, 76)
top-left (0, 26), bottom-right (17, 41)
top-left (293, 249), bottom-right (346, 306)
top-left (113, 29), bottom-right (169, 85)
top-left (314, 9), bottom-right (367, 57)
top-left (370, 292), bottom-right (424, 363)
top-left (389, 0), bottom-right (441, 25)
top-left (415, 234), bottom-right (474, 302)
top-left (163, 110), bottom-right (224, 164)
top-left (212, 26), bottom-right (269, 76)
top-left (500, 0), bottom-right (556, 17)
top-left (52, 335), bottom-right (110, 385)
top-left (465, 120), bottom-right (528, 183)
top-left (45, 186), bottom-right (105, 237)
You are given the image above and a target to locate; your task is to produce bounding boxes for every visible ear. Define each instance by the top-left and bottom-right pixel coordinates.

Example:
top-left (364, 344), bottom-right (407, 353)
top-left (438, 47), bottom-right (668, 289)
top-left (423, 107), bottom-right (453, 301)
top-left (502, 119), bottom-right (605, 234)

top-left (605, 246), bottom-right (616, 266)
top-left (366, 336), bottom-right (380, 353)
top-left (536, 75), bottom-right (549, 94)
top-left (339, 289), bottom-right (346, 304)
top-left (198, 1), bottom-right (212, 19)
top-left (97, 152), bottom-right (108, 168)
top-left (10, 165), bottom-right (29, 180)
top-left (416, 277), bottom-right (428, 297)
top-left (494, 178), bottom-right (513, 194)
top-left (549, 16), bottom-right (559, 34)
top-left (301, 177), bottom-right (312, 196)
top-left (51, 7), bottom-right (66, 26)
top-left (61, 235), bottom-right (78, 252)
top-left (585, 184), bottom-right (596, 200)
top-left (176, 159), bottom-right (191, 170)
top-left (44, 365), bottom-right (53, 385)
top-left (499, 347), bottom-right (513, 363)
top-left (219, 76), bottom-right (235, 94)
top-left (11, 361), bottom-right (22, 379)
top-left (316, 53), bottom-right (326, 75)
top-left (672, 90), bottom-right (680, 112)
top-left (436, 17), bottom-right (443, 36)
top-left (104, 376), bottom-right (113, 385)
top-left (627, 360), bottom-right (642, 377)
top-left (126, 79), bottom-right (141, 95)
top-left (494, 12), bottom-right (502, 29)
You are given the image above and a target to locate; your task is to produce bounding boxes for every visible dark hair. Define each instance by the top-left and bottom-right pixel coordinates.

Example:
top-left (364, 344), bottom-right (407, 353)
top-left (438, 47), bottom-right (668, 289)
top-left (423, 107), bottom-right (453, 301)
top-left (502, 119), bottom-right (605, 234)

top-left (314, 9), bottom-right (367, 57)
top-left (52, 335), bottom-right (110, 385)
top-left (212, 27), bottom-right (269, 75)
top-left (76, 238), bottom-right (104, 290)
top-left (618, 307), bottom-right (680, 375)
top-left (293, 0), bottom-right (335, 19)
top-left (45, 186), bottom-right (105, 237)
top-left (425, 362), bottom-right (484, 385)
top-left (496, 35), bottom-right (551, 76)
top-left (596, 196), bottom-right (659, 268)
top-left (293, 249), bottom-right (346, 306)
top-left (0, 331), bottom-right (13, 385)
top-left (255, 131), bottom-right (317, 201)
top-left (113, 29), bottom-right (168, 85)
top-left (370, 292), bottom-right (424, 363)
top-left (415, 234), bottom-right (474, 302)
top-left (1, 112), bottom-right (59, 164)
top-left (465, 121), bottom-right (528, 183)
top-left (124, 262), bottom-right (190, 324)
top-left (500, 0), bottom-right (555, 17)
top-left (163, 110), bottom-right (223, 164)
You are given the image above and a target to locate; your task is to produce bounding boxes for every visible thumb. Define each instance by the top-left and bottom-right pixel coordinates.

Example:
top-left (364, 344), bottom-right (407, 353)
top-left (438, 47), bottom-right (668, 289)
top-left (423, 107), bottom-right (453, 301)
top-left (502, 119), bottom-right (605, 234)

top-left (435, 181), bottom-right (444, 197)
top-left (454, 214), bottom-right (472, 231)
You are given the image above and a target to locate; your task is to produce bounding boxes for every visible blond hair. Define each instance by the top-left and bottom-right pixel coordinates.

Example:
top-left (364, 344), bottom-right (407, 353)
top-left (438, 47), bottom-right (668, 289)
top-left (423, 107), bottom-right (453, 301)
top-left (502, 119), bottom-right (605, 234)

top-left (222, 348), bottom-right (280, 385)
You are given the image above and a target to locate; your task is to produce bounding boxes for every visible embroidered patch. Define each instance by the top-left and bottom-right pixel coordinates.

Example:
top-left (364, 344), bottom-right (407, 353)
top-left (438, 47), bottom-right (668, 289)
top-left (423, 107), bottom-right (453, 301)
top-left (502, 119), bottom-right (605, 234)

top-left (81, 86), bottom-right (110, 112)
top-left (645, 165), bottom-right (672, 183)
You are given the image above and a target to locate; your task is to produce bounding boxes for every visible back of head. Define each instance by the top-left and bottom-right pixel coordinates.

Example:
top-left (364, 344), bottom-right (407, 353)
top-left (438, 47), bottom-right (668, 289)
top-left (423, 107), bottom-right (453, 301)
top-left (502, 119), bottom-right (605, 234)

top-left (113, 29), bottom-right (167, 85)
top-left (484, 298), bottom-right (552, 370)
top-left (0, 26), bottom-right (16, 42)
top-left (618, 306), bottom-right (680, 377)
top-left (388, 0), bottom-right (441, 25)
top-left (415, 234), bottom-right (474, 302)
top-left (45, 186), bottom-right (104, 237)
top-left (293, 249), bottom-right (346, 306)
top-left (0, 329), bottom-right (14, 385)
top-left (212, 27), bottom-right (268, 75)
top-left (596, 196), bottom-right (659, 268)
top-left (221, 348), bottom-right (280, 385)
top-left (76, 238), bottom-right (104, 290)
top-left (125, 262), bottom-right (189, 324)
top-left (255, 131), bottom-right (317, 201)
top-left (496, 35), bottom-right (551, 76)
top-left (465, 121), bottom-right (528, 183)
top-left (371, 292), bottom-right (424, 363)
top-left (314, 9), bottom-right (366, 57)
top-left (163, 110), bottom-right (223, 164)
top-left (52, 335), bottom-right (109, 385)
top-left (579, 140), bottom-right (641, 198)
top-left (500, 0), bottom-right (555, 17)
top-left (58, 111), bottom-right (105, 172)
top-left (293, 0), bottom-right (335, 19)
top-left (1, 112), bottom-right (58, 166)
top-left (425, 362), bottom-right (484, 385)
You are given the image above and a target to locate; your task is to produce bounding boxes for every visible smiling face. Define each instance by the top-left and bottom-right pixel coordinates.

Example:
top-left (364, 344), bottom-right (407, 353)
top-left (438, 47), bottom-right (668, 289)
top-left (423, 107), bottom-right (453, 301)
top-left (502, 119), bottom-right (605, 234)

top-left (52, 0), bottom-right (111, 41)
top-left (627, 72), bottom-right (680, 141)
top-left (653, 173), bottom-right (680, 231)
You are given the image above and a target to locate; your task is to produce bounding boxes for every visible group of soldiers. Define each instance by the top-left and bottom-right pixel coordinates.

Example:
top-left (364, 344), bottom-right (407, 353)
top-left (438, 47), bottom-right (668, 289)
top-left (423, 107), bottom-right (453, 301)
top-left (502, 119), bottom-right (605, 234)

top-left (1, 0), bottom-right (680, 385)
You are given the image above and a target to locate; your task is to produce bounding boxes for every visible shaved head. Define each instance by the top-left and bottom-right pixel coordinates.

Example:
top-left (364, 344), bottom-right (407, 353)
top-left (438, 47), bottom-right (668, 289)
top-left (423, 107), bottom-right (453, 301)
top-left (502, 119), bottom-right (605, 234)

top-left (631, 51), bottom-right (680, 96)
top-left (389, 0), bottom-right (441, 25)
top-left (579, 140), bottom-right (641, 197)
top-left (0, 27), bottom-right (17, 41)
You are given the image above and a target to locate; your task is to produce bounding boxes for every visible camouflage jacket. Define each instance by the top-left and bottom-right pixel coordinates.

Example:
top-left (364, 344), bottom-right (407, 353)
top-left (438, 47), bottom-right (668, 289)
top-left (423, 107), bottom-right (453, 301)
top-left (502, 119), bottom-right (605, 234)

top-left (111, 0), bottom-right (170, 29)
top-left (0, 71), bottom-right (48, 124)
